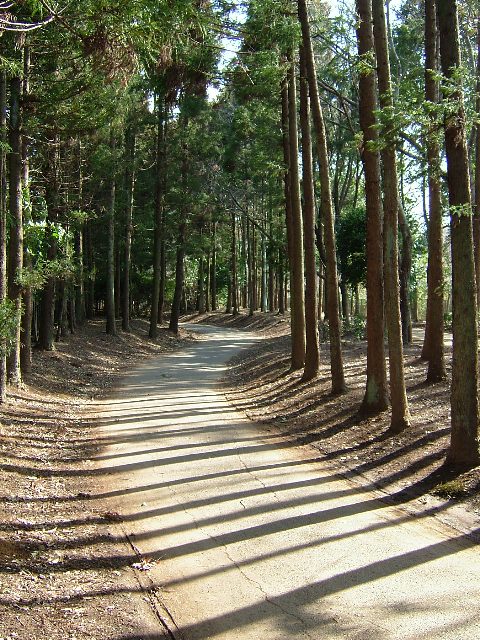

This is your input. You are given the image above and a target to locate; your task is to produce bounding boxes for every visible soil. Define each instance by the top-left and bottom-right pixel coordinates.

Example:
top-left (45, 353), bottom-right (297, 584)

top-left (190, 312), bottom-right (480, 529)
top-left (0, 319), bottom-right (195, 640)
top-left (1, 311), bottom-right (479, 639)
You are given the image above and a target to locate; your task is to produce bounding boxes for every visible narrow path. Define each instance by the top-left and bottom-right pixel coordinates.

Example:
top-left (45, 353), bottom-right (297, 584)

top-left (97, 324), bottom-right (479, 640)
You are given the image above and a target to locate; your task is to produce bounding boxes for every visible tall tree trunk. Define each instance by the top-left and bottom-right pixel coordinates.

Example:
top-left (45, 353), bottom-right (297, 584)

top-left (422, 0), bottom-right (446, 381)
top-left (373, 0), bottom-right (411, 432)
top-left (287, 58), bottom-right (306, 370)
top-left (231, 210), bottom-right (238, 315)
top-left (299, 46), bottom-right (319, 381)
top-left (150, 94), bottom-right (166, 338)
top-left (75, 140), bottom-right (86, 326)
top-left (398, 204), bottom-right (413, 345)
top-left (122, 124), bottom-right (136, 332)
top-left (298, 0), bottom-right (345, 391)
top-left (105, 137), bottom-right (117, 336)
top-left (356, 0), bottom-right (389, 413)
top-left (20, 46), bottom-right (32, 376)
top-left (281, 75), bottom-right (293, 321)
top-left (437, 0), bottom-right (479, 466)
top-left (7, 71), bottom-right (23, 384)
top-left (210, 221), bottom-right (217, 311)
top-left (198, 255), bottom-right (206, 314)
top-left (84, 221), bottom-right (95, 319)
top-left (38, 136), bottom-right (59, 351)
top-left (0, 70), bottom-right (7, 401)
top-left (169, 223), bottom-right (186, 333)
top-left (474, 17), bottom-right (480, 310)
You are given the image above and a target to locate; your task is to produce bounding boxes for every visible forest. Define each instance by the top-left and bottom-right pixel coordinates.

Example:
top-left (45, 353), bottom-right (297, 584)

top-left (1, 0), bottom-right (480, 447)
top-left (1, 0), bottom-right (480, 637)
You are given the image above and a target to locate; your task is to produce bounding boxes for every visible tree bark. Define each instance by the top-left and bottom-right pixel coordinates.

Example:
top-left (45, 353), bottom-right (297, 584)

top-left (150, 94), bottom-right (166, 338)
top-left (210, 221), bottom-right (217, 311)
top-left (287, 58), bottom-right (306, 370)
top-left (122, 123), bottom-right (136, 332)
top-left (398, 204), bottom-right (413, 345)
top-left (7, 72), bottom-right (23, 385)
top-left (474, 17), bottom-right (480, 311)
top-left (105, 136), bottom-right (117, 336)
top-left (299, 46), bottom-right (320, 381)
top-left (169, 222), bottom-right (186, 333)
top-left (437, 0), bottom-right (479, 466)
top-left (356, 0), bottom-right (389, 414)
top-left (422, 0), bottom-right (446, 381)
top-left (298, 0), bottom-right (345, 391)
top-left (0, 70), bottom-right (7, 401)
top-left (373, 0), bottom-right (411, 432)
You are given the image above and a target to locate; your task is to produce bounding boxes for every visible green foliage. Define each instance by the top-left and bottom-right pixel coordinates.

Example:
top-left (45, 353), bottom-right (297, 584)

top-left (0, 300), bottom-right (19, 357)
top-left (336, 207), bottom-right (367, 288)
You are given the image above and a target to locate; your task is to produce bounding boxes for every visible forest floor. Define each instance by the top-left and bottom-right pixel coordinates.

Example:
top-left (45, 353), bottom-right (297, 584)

top-left (189, 311), bottom-right (480, 528)
top-left (0, 312), bottom-right (479, 639)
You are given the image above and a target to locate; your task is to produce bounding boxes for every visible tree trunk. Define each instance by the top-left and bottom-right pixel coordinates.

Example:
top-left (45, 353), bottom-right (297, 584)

top-left (210, 221), bottom-right (217, 311)
top-left (231, 210), bottom-right (239, 315)
top-left (437, 0), bottom-right (479, 466)
top-left (20, 46), bottom-right (32, 376)
top-left (84, 222), bottom-right (95, 319)
top-left (169, 223), bottom-right (186, 333)
top-left (198, 256), bottom-right (206, 314)
top-left (422, 0), bottom-right (446, 381)
top-left (398, 204), bottom-right (413, 345)
top-left (75, 140), bottom-right (86, 326)
top-left (474, 17), bottom-right (480, 310)
top-left (299, 46), bottom-right (319, 381)
top-left (287, 58), bottom-right (306, 370)
top-left (298, 0), bottom-right (345, 391)
top-left (122, 123), bottom-right (136, 332)
top-left (105, 137), bottom-right (117, 336)
top-left (150, 94), bottom-right (166, 338)
top-left (7, 72), bottom-right (23, 385)
top-left (356, 0), bottom-right (389, 413)
top-left (0, 70), bottom-right (7, 401)
top-left (373, 0), bottom-right (411, 432)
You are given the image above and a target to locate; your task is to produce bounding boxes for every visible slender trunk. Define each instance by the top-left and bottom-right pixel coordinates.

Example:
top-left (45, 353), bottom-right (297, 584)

top-left (114, 244), bottom-right (121, 319)
top-left (298, 0), bottom-right (345, 391)
top-left (0, 70), bottom-right (6, 401)
top-left (398, 204), bottom-right (413, 344)
top-left (281, 75), bottom-right (293, 320)
top-left (169, 223), bottom-right (186, 333)
top-left (437, 0), bottom-right (479, 466)
top-left (7, 72), bottom-right (23, 385)
top-left (20, 47), bottom-right (32, 376)
top-left (84, 222), bottom-right (95, 319)
top-left (422, 0), bottom-right (446, 381)
top-left (231, 211), bottom-right (238, 315)
top-left (210, 221), bottom-right (217, 311)
top-left (75, 140), bottom-right (86, 326)
top-left (356, 0), bottom-right (389, 413)
top-left (373, 0), bottom-right (411, 432)
top-left (105, 137), bottom-right (117, 336)
top-left (150, 95), bottom-right (166, 337)
top-left (299, 46), bottom-right (319, 381)
top-left (198, 256), bottom-right (206, 313)
top-left (474, 17), bottom-right (480, 310)
top-left (122, 125), bottom-right (135, 332)
top-left (287, 58), bottom-right (306, 369)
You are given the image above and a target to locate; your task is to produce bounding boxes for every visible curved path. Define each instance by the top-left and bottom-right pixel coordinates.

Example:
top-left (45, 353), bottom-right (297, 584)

top-left (97, 324), bottom-right (479, 640)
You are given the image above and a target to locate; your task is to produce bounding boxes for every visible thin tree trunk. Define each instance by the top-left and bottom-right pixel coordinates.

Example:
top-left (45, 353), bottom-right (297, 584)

top-left (150, 94), bottom-right (166, 338)
top-left (20, 46), bottom-right (32, 376)
top-left (0, 70), bottom-right (7, 401)
top-left (287, 58), bottom-right (306, 369)
top-left (169, 223), bottom-right (186, 333)
top-left (437, 0), bottom-right (479, 466)
top-left (298, 0), bottom-right (345, 391)
top-left (122, 124), bottom-right (135, 332)
top-left (105, 136), bottom-right (117, 336)
top-left (474, 17), bottom-right (480, 310)
top-left (398, 204), bottom-right (413, 344)
top-left (7, 70), bottom-right (23, 384)
top-left (210, 221), bottom-right (217, 311)
top-left (231, 211), bottom-right (238, 315)
top-left (299, 46), bottom-right (319, 381)
top-left (422, 0), bottom-right (446, 381)
top-left (75, 140), bottom-right (86, 326)
top-left (373, 0), bottom-right (411, 432)
top-left (356, 0), bottom-right (389, 413)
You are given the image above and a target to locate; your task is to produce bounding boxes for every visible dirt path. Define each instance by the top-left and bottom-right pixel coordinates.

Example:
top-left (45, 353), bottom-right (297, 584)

top-left (98, 323), bottom-right (479, 640)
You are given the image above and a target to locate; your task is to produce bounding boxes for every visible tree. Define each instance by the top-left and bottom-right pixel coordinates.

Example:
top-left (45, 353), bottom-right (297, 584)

top-left (437, 0), bottom-right (479, 467)
top-left (372, 0), bottom-right (410, 432)
top-left (356, 0), bottom-right (388, 414)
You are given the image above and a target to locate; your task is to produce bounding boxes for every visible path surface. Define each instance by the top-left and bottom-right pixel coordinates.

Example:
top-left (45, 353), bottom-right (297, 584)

top-left (97, 324), bottom-right (479, 640)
